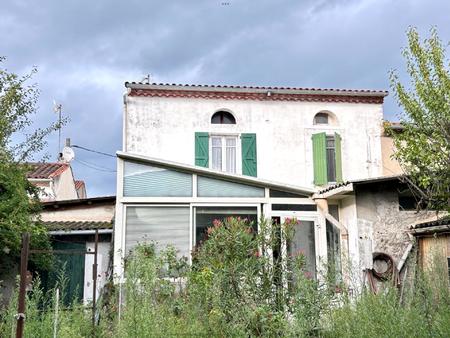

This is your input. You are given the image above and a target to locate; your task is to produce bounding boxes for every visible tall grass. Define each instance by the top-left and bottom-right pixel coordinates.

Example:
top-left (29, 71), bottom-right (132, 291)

top-left (1, 218), bottom-right (449, 337)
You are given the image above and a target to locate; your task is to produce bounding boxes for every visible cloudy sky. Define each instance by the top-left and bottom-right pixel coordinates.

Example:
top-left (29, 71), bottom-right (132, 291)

top-left (2, 0), bottom-right (449, 196)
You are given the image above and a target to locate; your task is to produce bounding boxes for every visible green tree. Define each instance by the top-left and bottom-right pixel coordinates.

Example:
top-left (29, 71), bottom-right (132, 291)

top-left (390, 27), bottom-right (450, 212)
top-left (0, 57), bottom-right (62, 274)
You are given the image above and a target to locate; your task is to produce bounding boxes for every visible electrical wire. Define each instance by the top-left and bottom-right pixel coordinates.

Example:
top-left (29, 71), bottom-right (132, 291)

top-left (72, 145), bottom-right (116, 158)
top-left (74, 158), bottom-right (116, 173)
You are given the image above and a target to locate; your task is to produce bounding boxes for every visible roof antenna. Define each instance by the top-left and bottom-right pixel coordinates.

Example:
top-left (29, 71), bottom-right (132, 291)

top-left (53, 100), bottom-right (63, 160)
top-left (141, 74), bottom-right (150, 84)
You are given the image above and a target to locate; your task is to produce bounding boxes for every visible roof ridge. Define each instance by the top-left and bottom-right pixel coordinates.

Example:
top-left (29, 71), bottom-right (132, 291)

top-left (125, 81), bottom-right (388, 94)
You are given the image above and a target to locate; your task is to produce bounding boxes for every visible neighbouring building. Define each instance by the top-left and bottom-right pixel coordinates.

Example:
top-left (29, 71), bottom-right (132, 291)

top-left (113, 82), bottom-right (391, 282)
top-left (27, 162), bottom-right (81, 201)
top-left (40, 196), bottom-right (116, 304)
top-left (75, 180), bottom-right (87, 199)
top-left (380, 121), bottom-right (404, 176)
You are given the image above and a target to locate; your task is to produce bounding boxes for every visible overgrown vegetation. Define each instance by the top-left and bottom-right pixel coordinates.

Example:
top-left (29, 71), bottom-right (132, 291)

top-left (1, 217), bottom-right (449, 337)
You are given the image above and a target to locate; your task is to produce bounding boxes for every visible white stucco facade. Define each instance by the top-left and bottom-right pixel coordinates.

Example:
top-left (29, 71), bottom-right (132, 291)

top-left (124, 91), bottom-right (385, 188)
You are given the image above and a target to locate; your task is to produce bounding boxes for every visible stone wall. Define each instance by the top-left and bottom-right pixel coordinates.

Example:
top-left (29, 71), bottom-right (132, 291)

top-left (355, 182), bottom-right (440, 263)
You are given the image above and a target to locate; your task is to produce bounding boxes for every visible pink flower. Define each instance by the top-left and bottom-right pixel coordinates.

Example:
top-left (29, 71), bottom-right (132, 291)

top-left (304, 271), bottom-right (313, 279)
top-left (212, 219), bottom-right (222, 228)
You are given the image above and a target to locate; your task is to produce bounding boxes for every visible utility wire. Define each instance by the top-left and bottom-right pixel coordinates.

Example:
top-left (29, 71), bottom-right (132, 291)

top-left (74, 158), bottom-right (116, 173)
top-left (72, 145), bottom-right (116, 158)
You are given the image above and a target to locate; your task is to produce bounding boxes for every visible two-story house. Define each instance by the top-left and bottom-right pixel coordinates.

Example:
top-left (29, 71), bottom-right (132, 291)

top-left (113, 82), bottom-right (390, 283)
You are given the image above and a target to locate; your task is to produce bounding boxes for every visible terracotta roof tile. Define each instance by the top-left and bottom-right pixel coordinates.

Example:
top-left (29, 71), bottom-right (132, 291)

top-left (75, 180), bottom-right (85, 190)
top-left (125, 82), bottom-right (388, 104)
top-left (27, 162), bottom-right (69, 179)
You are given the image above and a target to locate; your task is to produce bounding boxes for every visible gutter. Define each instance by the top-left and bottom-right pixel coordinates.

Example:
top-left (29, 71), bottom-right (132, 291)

top-left (49, 229), bottom-right (113, 236)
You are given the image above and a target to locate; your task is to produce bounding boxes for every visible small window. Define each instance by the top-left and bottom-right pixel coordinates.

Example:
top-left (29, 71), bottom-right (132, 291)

top-left (314, 112), bottom-right (329, 125)
top-left (211, 111), bottom-right (236, 124)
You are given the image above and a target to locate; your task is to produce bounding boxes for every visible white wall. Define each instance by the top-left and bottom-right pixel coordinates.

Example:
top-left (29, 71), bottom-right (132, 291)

top-left (41, 204), bottom-right (115, 222)
top-left (124, 96), bottom-right (384, 188)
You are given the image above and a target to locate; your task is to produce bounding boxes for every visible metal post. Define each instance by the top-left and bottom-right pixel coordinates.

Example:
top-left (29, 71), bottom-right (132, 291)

top-left (16, 233), bottom-right (30, 338)
top-left (53, 288), bottom-right (59, 338)
top-left (92, 229), bottom-right (99, 331)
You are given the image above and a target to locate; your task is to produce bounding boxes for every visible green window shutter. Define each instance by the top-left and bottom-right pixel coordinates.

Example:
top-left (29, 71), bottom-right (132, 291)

top-left (241, 133), bottom-right (257, 177)
top-left (312, 132), bottom-right (327, 185)
top-left (195, 132), bottom-right (209, 167)
top-left (335, 133), bottom-right (343, 183)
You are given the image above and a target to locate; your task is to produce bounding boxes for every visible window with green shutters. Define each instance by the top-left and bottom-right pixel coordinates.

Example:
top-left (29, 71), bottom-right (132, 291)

top-left (195, 132), bottom-right (257, 177)
top-left (312, 132), bottom-right (343, 185)
top-left (195, 132), bottom-right (209, 167)
top-left (241, 133), bottom-right (257, 177)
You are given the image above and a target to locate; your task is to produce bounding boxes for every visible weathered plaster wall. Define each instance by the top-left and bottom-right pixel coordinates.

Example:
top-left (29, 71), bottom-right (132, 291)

top-left (355, 183), bottom-right (440, 263)
top-left (41, 204), bottom-right (115, 222)
top-left (124, 96), bottom-right (384, 188)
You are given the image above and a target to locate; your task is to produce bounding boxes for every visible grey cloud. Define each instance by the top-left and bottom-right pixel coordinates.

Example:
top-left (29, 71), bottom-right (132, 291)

top-left (1, 0), bottom-right (449, 196)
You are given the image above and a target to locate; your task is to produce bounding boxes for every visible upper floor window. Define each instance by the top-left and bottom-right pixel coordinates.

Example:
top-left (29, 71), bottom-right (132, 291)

top-left (314, 112), bottom-right (329, 125)
top-left (195, 132), bottom-right (257, 177)
top-left (211, 136), bottom-right (237, 173)
top-left (313, 111), bottom-right (338, 126)
top-left (312, 132), bottom-right (342, 185)
top-left (211, 111), bottom-right (236, 124)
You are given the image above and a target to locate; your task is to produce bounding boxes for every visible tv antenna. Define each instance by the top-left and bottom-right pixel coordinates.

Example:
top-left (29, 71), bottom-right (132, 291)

top-left (53, 100), bottom-right (63, 159)
top-left (141, 74), bottom-right (150, 84)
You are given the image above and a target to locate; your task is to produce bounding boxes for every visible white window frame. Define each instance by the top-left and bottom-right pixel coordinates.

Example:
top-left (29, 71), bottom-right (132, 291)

top-left (209, 134), bottom-right (241, 174)
top-left (192, 202), bottom-right (261, 245)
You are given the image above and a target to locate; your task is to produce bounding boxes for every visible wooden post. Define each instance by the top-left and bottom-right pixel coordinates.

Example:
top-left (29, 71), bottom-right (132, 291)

top-left (16, 233), bottom-right (30, 338)
top-left (92, 229), bottom-right (99, 332)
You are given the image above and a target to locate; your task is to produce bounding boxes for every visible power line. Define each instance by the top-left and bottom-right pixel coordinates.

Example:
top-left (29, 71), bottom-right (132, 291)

top-left (74, 158), bottom-right (116, 173)
top-left (72, 145), bottom-right (116, 158)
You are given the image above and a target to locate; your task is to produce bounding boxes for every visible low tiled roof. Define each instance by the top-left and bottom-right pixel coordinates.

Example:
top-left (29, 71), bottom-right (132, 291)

top-left (27, 162), bottom-right (68, 179)
top-left (75, 180), bottom-right (85, 190)
top-left (410, 217), bottom-right (450, 230)
top-left (126, 82), bottom-right (388, 104)
top-left (44, 221), bottom-right (112, 232)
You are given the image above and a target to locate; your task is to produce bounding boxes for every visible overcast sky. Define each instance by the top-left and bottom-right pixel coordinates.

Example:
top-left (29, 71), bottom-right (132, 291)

top-left (2, 0), bottom-right (449, 197)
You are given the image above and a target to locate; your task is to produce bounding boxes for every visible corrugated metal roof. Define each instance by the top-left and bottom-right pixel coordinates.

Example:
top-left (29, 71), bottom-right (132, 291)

top-left (410, 217), bottom-right (450, 229)
top-left (44, 221), bottom-right (112, 231)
